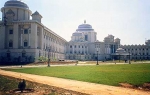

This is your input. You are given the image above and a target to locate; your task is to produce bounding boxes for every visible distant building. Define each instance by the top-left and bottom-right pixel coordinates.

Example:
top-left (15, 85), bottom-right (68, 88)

top-left (0, 0), bottom-right (149, 63)
top-left (120, 40), bottom-right (150, 60)
top-left (66, 21), bottom-right (120, 61)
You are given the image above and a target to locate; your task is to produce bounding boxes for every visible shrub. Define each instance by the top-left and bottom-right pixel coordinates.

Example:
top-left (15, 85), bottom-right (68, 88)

top-left (38, 56), bottom-right (48, 62)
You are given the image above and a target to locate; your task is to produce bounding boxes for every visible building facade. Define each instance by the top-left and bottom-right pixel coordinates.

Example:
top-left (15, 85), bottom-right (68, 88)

top-left (0, 0), bottom-right (150, 63)
top-left (0, 0), bottom-right (67, 63)
top-left (119, 40), bottom-right (150, 60)
top-left (66, 21), bottom-right (120, 61)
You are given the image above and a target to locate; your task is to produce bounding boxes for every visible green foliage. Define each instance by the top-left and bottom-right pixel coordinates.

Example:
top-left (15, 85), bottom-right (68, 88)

top-left (6, 64), bottom-right (150, 86)
top-left (38, 56), bottom-right (48, 62)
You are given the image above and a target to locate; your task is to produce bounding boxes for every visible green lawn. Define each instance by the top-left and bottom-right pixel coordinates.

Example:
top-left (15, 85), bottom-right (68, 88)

top-left (5, 64), bottom-right (150, 86)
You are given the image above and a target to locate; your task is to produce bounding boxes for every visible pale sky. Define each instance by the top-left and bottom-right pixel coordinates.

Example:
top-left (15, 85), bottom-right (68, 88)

top-left (0, 0), bottom-right (150, 45)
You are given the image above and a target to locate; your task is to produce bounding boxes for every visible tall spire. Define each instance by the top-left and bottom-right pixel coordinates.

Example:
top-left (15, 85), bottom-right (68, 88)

top-left (84, 20), bottom-right (86, 24)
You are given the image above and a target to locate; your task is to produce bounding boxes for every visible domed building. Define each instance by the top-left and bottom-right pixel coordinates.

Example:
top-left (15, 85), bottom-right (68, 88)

top-left (66, 21), bottom-right (120, 61)
top-left (71, 20), bottom-right (96, 42)
top-left (0, 0), bottom-right (67, 63)
top-left (1, 1), bottom-right (149, 64)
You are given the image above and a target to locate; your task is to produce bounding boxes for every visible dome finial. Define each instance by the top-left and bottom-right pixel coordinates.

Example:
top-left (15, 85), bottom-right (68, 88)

top-left (84, 20), bottom-right (86, 24)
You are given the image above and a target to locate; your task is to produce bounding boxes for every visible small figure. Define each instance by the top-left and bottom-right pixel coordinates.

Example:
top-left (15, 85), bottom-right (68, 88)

top-left (18, 79), bottom-right (26, 93)
top-left (75, 60), bottom-right (78, 66)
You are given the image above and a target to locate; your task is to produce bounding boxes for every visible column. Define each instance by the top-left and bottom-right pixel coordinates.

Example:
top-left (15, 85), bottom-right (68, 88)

top-left (108, 44), bottom-right (110, 54)
top-left (72, 45), bottom-right (74, 54)
top-left (112, 45), bottom-right (114, 53)
top-left (86, 46), bottom-right (89, 54)
top-left (40, 27), bottom-right (43, 49)
top-left (30, 23), bottom-right (37, 48)
top-left (21, 29), bottom-right (23, 47)
top-left (84, 45), bottom-right (85, 54)
top-left (0, 26), bottom-right (5, 49)
top-left (28, 28), bottom-right (31, 47)
top-left (13, 24), bottom-right (18, 48)
top-left (114, 45), bottom-right (115, 53)
top-left (105, 44), bottom-right (106, 54)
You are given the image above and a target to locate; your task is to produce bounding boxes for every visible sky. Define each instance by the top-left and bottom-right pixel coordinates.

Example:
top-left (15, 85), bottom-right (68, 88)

top-left (0, 0), bottom-right (150, 45)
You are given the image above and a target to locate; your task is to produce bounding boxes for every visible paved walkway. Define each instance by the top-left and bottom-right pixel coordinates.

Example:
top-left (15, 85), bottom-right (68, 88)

top-left (0, 62), bottom-right (131, 69)
top-left (0, 69), bottom-right (150, 95)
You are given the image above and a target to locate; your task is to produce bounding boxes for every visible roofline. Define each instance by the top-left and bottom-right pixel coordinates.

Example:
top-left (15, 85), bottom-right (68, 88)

top-left (7, 20), bottom-right (67, 42)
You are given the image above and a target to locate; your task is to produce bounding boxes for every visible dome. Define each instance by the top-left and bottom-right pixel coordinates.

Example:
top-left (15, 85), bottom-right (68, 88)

top-left (116, 48), bottom-right (126, 54)
top-left (115, 48), bottom-right (130, 55)
top-left (76, 20), bottom-right (94, 31)
top-left (4, 0), bottom-right (29, 9)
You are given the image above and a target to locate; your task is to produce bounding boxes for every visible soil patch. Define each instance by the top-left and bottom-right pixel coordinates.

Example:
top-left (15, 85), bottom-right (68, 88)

top-left (119, 83), bottom-right (134, 88)
top-left (143, 83), bottom-right (150, 91)
top-left (119, 83), bottom-right (150, 91)
top-left (0, 75), bottom-right (88, 95)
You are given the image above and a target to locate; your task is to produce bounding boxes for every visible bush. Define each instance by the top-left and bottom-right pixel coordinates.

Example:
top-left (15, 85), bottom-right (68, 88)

top-left (38, 56), bottom-right (48, 62)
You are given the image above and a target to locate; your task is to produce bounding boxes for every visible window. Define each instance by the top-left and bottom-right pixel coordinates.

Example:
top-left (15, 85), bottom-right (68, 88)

top-left (82, 51), bottom-right (84, 54)
top-left (9, 41), bottom-right (13, 47)
top-left (24, 42), bottom-right (28, 47)
top-left (74, 45), bottom-right (76, 48)
top-left (70, 45), bottom-right (72, 48)
top-left (79, 45), bottom-right (80, 48)
top-left (9, 30), bottom-right (13, 34)
top-left (85, 35), bottom-right (88, 41)
top-left (24, 29), bottom-right (28, 34)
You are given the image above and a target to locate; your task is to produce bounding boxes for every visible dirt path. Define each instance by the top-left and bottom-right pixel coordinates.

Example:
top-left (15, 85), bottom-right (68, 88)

top-left (0, 69), bottom-right (149, 95)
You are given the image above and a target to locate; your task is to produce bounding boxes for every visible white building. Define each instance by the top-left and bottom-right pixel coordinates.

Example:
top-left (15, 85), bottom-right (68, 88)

top-left (0, 0), bottom-right (149, 64)
top-left (0, 0), bottom-right (67, 63)
top-left (66, 21), bottom-right (120, 61)
top-left (119, 40), bottom-right (150, 60)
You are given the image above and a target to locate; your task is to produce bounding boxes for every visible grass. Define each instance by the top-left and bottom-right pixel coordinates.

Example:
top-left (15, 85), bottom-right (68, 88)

top-left (4, 63), bottom-right (150, 86)
top-left (0, 75), bottom-right (19, 92)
